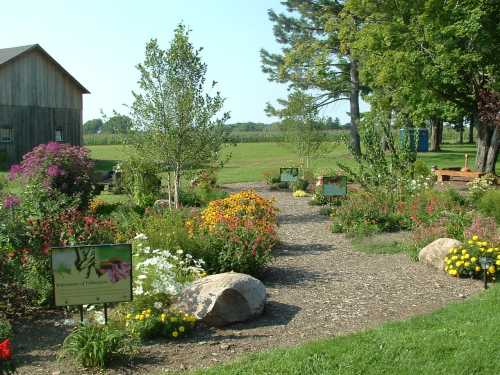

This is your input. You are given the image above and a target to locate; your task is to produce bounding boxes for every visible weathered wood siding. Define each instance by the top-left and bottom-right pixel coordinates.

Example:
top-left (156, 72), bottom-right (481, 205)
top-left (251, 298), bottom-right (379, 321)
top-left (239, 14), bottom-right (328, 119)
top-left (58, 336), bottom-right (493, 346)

top-left (0, 47), bottom-right (85, 164)
top-left (0, 105), bottom-right (82, 162)
top-left (0, 49), bottom-right (82, 109)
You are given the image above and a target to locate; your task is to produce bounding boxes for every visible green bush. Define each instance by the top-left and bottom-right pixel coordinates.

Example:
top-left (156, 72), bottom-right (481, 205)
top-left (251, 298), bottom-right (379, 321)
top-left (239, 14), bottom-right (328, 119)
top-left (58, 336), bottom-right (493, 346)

top-left (121, 156), bottom-right (161, 208)
top-left (0, 316), bottom-right (12, 340)
top-left (478, 189), bottom-right (500, 223)
top-left (59, 324), bottom-right (138, 369)
top-left (292, 178), bottom-right (309, 192)
top-left (413, 160), bottom-right (431, 178)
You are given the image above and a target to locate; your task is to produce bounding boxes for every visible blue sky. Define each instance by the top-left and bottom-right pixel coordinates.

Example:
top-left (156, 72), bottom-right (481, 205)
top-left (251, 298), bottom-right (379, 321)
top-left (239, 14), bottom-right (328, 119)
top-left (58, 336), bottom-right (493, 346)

top-left (1, 0), bottom-right (359, 124)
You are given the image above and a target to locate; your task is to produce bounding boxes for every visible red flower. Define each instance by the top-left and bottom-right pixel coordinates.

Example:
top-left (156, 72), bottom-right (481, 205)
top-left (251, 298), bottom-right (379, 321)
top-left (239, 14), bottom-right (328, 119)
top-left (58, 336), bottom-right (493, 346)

top-left (0, 339), bottom-right (12, 361)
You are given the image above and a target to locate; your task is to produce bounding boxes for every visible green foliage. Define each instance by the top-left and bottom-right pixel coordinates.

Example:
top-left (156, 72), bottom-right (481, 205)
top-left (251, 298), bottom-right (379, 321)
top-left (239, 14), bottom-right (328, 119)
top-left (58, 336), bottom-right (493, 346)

top-left (123, 307), bottom-right (196, 341)
top-left (478, 189), bottom-right (500, 224)
top-left (0, 316), bottom-right (12, 340)
top-left (338, 109), bottom-right (417, 200)
top-left (413, 160), bottom-right (431, 179)
top-left (59, 324), bottom-right (138, 369)
top-left (121, 156), bottom-right (161, 208)
top-left (131, 23), bottom-right (230, 208)
top-left (467, 174), bottom-right (496, 203)
top-left (291, 178), bottom-right (309, 192)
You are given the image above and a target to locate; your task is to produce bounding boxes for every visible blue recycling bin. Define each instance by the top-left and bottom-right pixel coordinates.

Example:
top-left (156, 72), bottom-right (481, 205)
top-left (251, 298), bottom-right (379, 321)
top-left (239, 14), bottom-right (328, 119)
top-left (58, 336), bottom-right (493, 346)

top-left (400, 128), bottom-right (429, 152)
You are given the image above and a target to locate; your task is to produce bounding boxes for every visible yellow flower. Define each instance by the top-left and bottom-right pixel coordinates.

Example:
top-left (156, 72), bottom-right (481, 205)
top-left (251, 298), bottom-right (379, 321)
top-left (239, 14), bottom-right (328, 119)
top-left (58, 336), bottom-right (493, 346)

top-left (444, 256), bottom-right (449, 261)
top-left (179, 326), bottom-right (185, 332)
top-left (456, 261), bottom-right (463, 267)
top-left (496, 260), bottom-right (500, 266)
top-left (139, 314), bottom-right (145, 321)
top-left (487, 248), bottom-right (493, 253)
top-left (126, 313), bottom-right (132, 320)
top-left (446, 259), bottom-right (452, 265)
top-left (453, 248), bottom-right (458, 254)
top-left (470, 256), bottom-right (477, 263)
top-left (475, 266), bottom-right (481, 272)
top-left (160, 313), bottom-right (166, 322)
top-left (472, 235), bottom-right (479, 241)
top-left (487, 266), bottom-right (496, 274)
top-left (451, 255), bottom-right (458, 261)
top-left (461, 249), bottom-right (467, 255)
top-left (464, 262), bottom-right (470, 267)
top-left (449, 269), bottom-right (458, 276)
top-left (481, 241), bottom-right (488, 247)
top-left (463, 254), bottom-right (470, 259)
top-left (172, 331), bottom-right (179, 338)
top-left (467, 240), bottom-right (474, 245)
top-left (135, 314), bottom-right (141, 320)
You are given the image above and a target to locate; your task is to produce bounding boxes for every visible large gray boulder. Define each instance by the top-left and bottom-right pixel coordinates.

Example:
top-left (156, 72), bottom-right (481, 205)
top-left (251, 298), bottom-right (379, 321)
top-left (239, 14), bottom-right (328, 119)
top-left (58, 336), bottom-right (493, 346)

top-left (419, 238), bottom-right (463, 270)
top-left (175, 272), bottom-right (266, 327)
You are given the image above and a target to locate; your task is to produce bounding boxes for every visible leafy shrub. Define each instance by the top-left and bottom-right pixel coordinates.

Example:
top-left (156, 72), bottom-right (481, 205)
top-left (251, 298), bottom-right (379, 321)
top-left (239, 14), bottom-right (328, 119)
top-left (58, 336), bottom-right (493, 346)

top-left (477, 189), bottom-right (500, 223)
top-left (464, 215), bottom-right (500, 243)
top-left (444, 236), bottom-right (499, 280)
top-left (123, 307), bottom-right (196, 340)
top-left (278, 181), bottom-right (289, 190)
top-left (319, 207), bottom-right (333, 216)
top-left (59, 324), bottom-right (138, 369)
top-left (262, 170), bottom-right (280, 185)
top-left (121, 156), bottom-right (161, 208)
top-left (331, 191), bottom-right (407, 237)
top-left (309, 186), bottom-right (328, 206)
top-left (413, 160), bottom-right (431, 179)
top-left (467, 174), bottom-right (496, 202)
top-left (0, 317), bottom-right (12, 340)
top-left (189, 191), bottom-right (279, 276)
top-left (291, 178), bottom-right (309, 192)
top-left (9, 142), bottom-right (97, 208)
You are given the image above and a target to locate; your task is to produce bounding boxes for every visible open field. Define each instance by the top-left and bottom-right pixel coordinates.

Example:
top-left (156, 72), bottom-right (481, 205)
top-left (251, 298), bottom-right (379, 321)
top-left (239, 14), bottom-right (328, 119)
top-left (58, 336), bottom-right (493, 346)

top-left (87, 143), bottom-right (498, 184)
top-left (186, 285), bottom-right (499, 375)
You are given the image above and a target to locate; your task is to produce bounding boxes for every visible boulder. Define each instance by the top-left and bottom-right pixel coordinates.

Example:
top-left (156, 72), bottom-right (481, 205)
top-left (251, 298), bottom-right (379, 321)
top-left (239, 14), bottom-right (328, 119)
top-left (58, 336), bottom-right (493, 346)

top-left (175, 272), bottom-right (266, 327)
top-left (418, 238), bottom-right (463, 270)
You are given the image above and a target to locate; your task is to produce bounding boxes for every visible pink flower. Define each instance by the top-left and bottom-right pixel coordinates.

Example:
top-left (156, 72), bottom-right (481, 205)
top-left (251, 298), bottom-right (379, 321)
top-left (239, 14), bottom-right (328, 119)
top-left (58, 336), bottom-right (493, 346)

top-left (47, 164), bottom-right (60, 177)
top-left (3, 195), bottom-right (20, 209)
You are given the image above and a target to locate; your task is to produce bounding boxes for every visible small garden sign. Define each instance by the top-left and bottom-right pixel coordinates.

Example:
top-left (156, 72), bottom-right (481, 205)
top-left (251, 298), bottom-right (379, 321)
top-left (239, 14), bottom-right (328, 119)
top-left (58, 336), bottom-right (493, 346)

top-left (280, 167), bottom-right (299, 183)
top-left (322, 176), bottom-right (347, 197)
top-left (51, 244), bottom-right (133, 307)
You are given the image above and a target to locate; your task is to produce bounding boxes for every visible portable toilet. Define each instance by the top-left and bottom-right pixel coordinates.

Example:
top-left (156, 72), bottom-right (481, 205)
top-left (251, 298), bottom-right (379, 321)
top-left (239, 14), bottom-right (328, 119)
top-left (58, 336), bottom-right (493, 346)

top-left (399, 128), bottom-right (429, 152)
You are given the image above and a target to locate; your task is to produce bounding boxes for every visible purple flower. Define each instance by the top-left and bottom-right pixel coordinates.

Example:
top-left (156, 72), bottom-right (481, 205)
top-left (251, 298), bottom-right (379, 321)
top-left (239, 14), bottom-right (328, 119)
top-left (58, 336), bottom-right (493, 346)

top-left (47, 164), bottom-right (60, 177)
top-left (46, 142), bottom-right (61, 153)
top-left (3, 195), bottom-right (20, 209)
top-left (100, 261), bottom-right (131, 283)
top-left (8, 164), bottom-right (22, 180)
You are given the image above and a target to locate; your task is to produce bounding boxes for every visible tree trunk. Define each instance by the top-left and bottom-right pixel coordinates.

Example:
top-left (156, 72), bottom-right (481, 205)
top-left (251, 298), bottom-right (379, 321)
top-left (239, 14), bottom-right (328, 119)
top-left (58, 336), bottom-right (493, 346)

top-left (173, 165), bottom-right (181, 209)
top-left (167, 172), bottom-right (172, 210)
top-left (349, 60), bottom-right (361, 156)
top-left (468, 115), bottom-right (474, 144)
top-left (430, 117), bottom-right (441, 152)
top-left (458, 117), bottom-right (464, 144)
top-left (475, 110), bottom-right (498, 173)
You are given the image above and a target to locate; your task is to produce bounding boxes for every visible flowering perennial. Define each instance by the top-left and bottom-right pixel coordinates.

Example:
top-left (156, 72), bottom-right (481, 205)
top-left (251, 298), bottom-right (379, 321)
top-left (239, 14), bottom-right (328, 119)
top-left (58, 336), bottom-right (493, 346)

top-left (444, 235), bottom-right (499, 280)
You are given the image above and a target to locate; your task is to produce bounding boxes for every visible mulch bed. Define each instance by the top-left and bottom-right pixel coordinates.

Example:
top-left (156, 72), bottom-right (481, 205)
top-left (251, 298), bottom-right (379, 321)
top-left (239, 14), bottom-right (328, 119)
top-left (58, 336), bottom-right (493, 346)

top-left (11, 182), bottom-right (483, 374)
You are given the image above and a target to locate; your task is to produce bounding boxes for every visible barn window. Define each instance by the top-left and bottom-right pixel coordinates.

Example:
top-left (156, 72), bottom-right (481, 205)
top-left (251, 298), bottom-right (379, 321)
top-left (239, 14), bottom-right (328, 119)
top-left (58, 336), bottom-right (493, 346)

top-left (55, 129), bottom-right (64, 142)
top-left (0, 128), bottom-right (13, 143)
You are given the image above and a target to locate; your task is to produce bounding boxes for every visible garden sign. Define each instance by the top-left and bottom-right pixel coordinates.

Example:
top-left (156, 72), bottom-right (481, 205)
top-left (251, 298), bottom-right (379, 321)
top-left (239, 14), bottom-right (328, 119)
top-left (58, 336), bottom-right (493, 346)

top-left (280, 167), bottom-right (299, 183)
top-left (51, 244), bottom-right (133, 307)
top-left (322, 176), bottom-right (347, 197)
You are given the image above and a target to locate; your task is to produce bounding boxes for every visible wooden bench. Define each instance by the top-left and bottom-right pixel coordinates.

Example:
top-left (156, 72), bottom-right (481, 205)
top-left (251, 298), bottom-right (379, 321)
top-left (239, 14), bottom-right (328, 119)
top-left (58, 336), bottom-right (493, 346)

top-left (434, 168), bottom-right (485, 182)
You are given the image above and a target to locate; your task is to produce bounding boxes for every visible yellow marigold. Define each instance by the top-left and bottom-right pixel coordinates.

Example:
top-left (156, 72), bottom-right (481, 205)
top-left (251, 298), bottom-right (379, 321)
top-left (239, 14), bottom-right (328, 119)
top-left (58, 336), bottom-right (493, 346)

top-left (475, 266), bottom-right (481, 272)
top-left (488, 266), bottom-right (496, 274)
top-left (89, 198), bottom-right (106, 213)
top-left (172, 331), bottom-right (179, 338)
top-left (472, 235), bottom-right (479, 241)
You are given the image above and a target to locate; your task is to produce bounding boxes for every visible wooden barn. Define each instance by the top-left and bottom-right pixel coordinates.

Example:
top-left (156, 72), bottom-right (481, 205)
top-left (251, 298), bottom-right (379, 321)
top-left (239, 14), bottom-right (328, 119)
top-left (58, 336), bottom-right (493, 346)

top-left (0, 44), bottom-right (89, 164)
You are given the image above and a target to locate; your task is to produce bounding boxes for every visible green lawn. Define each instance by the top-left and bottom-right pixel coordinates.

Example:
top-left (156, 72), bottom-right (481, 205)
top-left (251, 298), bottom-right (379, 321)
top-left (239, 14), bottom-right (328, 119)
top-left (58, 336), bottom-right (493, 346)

top-left (87, 143), bottom-right (497, 185)
top-left (182, 285), bottom-right (499, 375)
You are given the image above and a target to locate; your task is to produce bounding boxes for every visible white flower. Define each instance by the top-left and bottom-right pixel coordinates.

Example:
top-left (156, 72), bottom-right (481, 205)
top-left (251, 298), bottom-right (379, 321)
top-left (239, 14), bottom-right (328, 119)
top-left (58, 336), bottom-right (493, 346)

top-left (134, 233), bottom-right (148, 241)
top-left (137, 274), bottom-right (147, 280)
top-left (94, 311), bottom-right (105, 325)
top-left (153, 301), bottom-right (163, 309)
top-left (176, 249), bottom-right (184, 255)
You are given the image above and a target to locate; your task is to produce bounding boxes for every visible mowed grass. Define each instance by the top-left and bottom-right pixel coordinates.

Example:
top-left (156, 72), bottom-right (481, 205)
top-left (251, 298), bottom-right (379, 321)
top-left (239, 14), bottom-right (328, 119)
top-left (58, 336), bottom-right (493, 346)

top-left (182, 285), bottom-right (499, 375)
top-left (87, 143), bottom-right (498, 185)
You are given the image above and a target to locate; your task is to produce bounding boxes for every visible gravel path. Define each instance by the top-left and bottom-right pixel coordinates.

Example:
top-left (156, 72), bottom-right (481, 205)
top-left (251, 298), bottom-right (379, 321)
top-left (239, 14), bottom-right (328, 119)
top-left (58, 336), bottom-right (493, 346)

top-left (14, 182), bottom-right (483, 374)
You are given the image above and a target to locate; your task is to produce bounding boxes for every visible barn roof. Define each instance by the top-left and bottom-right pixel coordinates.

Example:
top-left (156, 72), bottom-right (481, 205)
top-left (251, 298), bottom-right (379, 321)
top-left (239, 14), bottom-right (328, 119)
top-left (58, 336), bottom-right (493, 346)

top-left (0, 44), bottom-right (90, 93)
